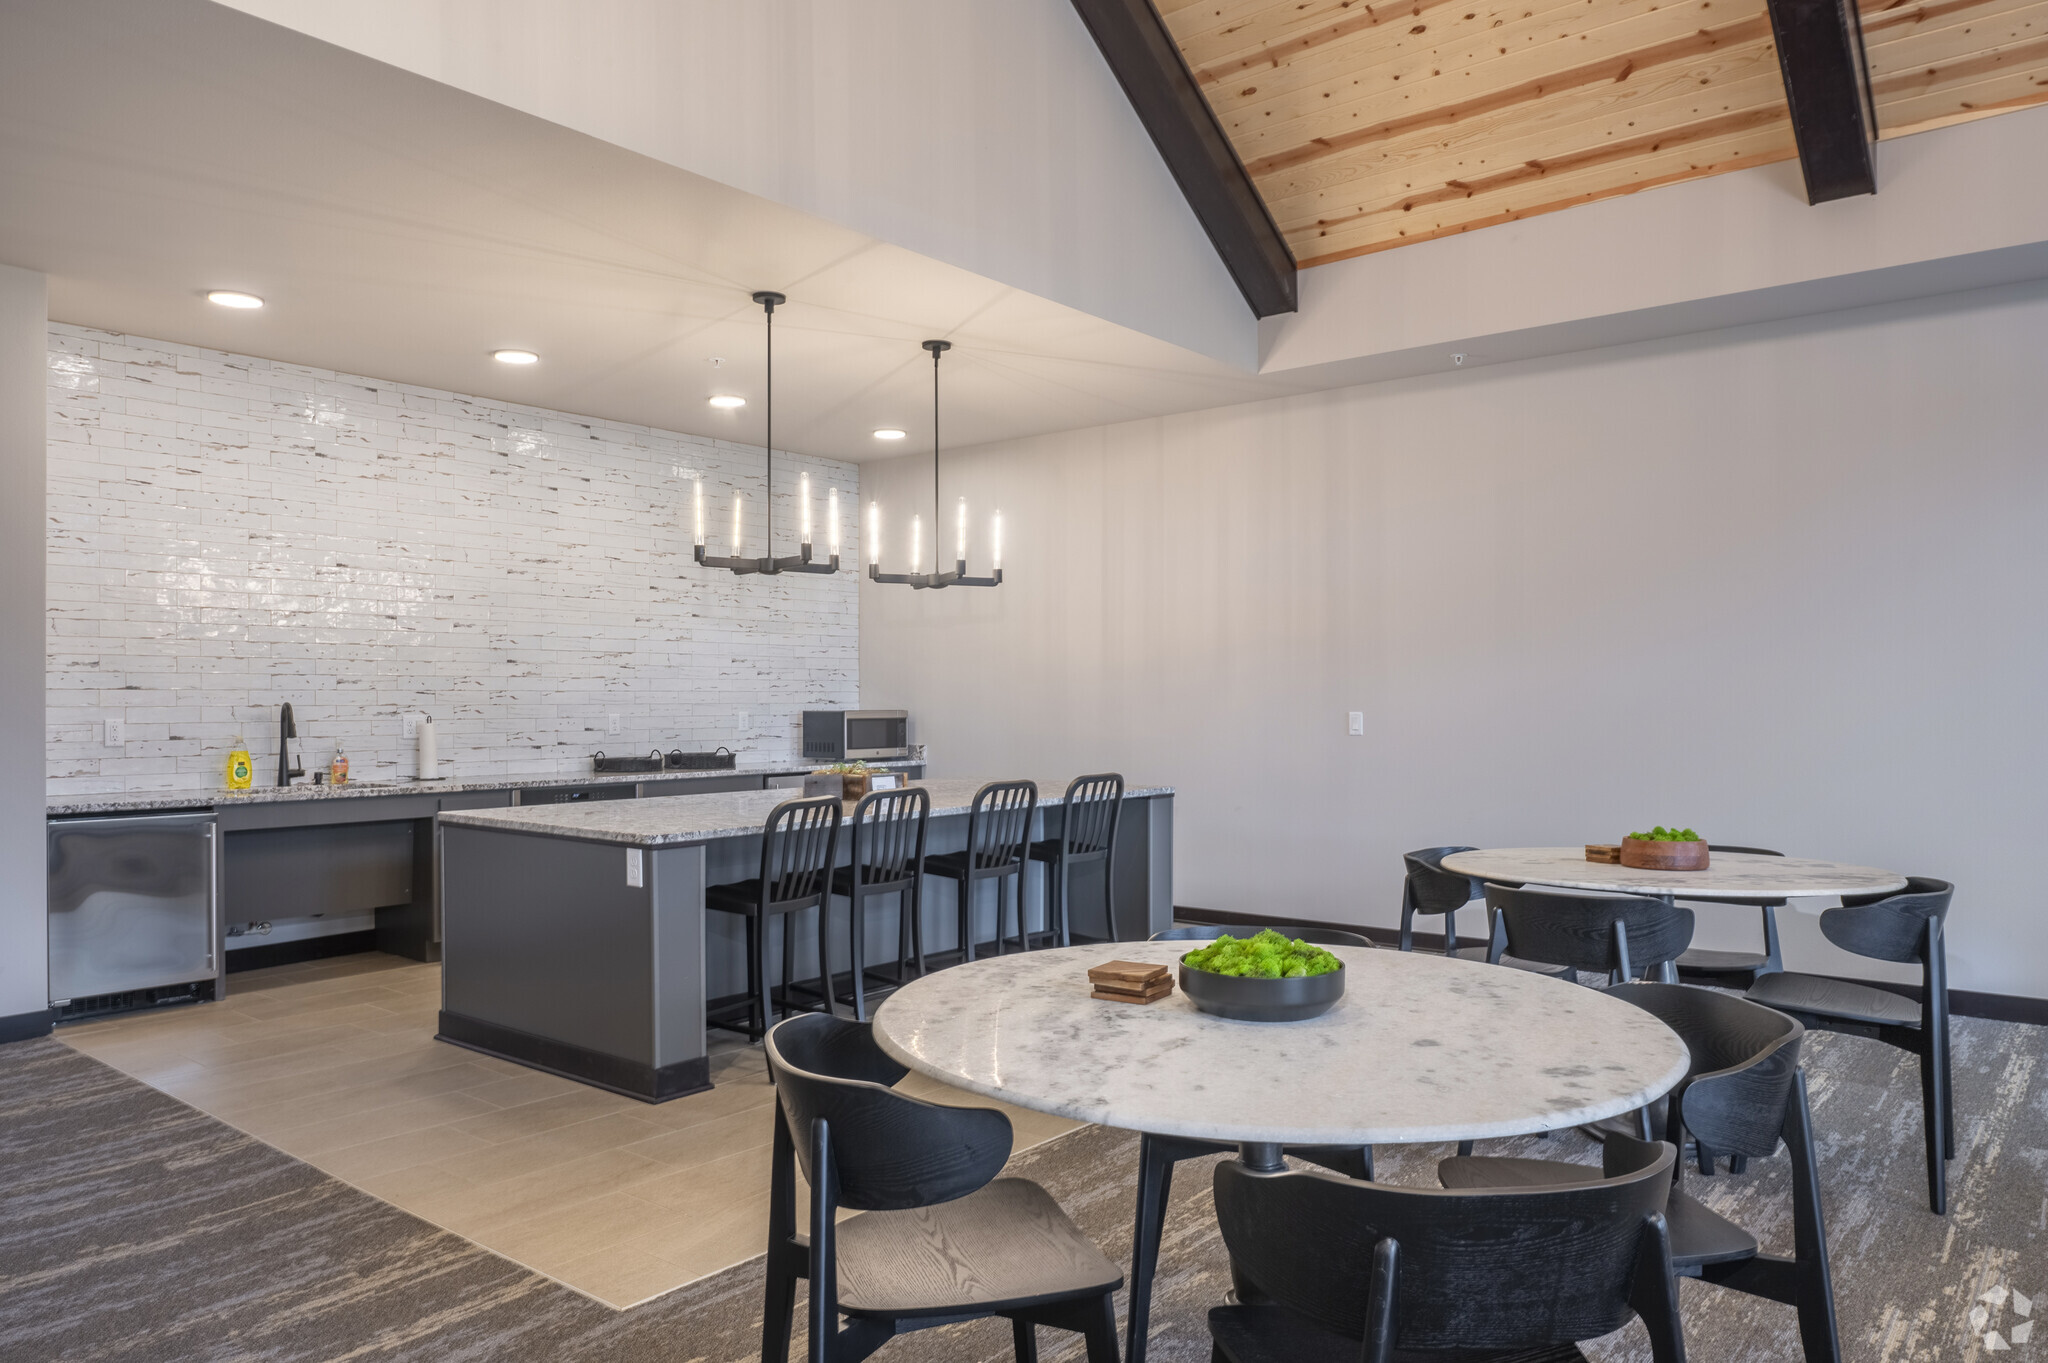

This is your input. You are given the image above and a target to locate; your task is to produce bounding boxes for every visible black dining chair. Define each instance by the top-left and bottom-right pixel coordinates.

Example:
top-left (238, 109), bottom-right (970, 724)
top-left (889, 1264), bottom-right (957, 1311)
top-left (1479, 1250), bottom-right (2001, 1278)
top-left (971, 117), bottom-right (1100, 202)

top-left (1441, 982), bottom-right (1840, 1362)
top-left (761, 1014), bottom-right (1122, 1363)
top-left (705, 796), bottom-right (842, 1043)
top-left (815, 785), bottom-right (930, 1021)
top-left (1026, 773), bottom-right (1123, 946)
top-left (1113, 924), bottom-right (1378, 1363)
top-left (925, 780), bottom-right (1037, 961)
top-left (1398, 847), bottom-right (1571, 977)
top-left (1484, 882), bottom-right (1697, 986)
top-left (1208, 1133), bottom-right (1684, 1363)
top-left (1745, 876), bottom-right (1955, 1213)
top-left (1674, 844), bottom-right (1789, 988)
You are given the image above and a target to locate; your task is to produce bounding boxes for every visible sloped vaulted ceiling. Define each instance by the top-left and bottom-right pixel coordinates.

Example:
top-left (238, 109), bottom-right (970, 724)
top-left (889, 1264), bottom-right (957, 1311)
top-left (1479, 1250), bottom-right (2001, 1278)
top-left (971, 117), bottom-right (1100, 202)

top-left (1157, 0), bottom-right (2048, 265)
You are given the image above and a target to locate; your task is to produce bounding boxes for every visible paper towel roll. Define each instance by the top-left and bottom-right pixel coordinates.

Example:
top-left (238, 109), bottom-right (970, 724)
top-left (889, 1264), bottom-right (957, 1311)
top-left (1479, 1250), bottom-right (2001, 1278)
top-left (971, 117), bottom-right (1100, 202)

top-left (417, 716), bottom-right (438, 780)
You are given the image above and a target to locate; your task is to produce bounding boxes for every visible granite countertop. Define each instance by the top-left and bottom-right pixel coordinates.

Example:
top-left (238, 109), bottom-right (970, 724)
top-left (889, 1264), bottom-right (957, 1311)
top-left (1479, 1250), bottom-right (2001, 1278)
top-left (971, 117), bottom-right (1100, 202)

top-left (437, 777), bottom-right (1174, 848)
top-left (870, 941), bottom-right (1690, 1147)
top-left (45, 760), bottom-right (923, 818)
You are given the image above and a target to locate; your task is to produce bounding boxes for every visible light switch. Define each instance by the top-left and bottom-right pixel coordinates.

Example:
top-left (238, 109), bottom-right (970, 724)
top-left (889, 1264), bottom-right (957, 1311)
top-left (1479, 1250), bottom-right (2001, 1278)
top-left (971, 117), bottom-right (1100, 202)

top-left (626, 847), bottom-right (644, 887)
top-left (104, 719), bottom-right (124, 746)
top-left (608, 713), bottom-right (621, 735)
top-left (1347, 712), bottom-right (1364, 736)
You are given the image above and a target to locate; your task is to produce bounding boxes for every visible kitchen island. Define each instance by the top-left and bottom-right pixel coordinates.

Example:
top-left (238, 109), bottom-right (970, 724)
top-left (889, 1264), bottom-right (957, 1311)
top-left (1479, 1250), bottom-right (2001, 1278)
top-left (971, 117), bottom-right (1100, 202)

top-left (434, 778), bottom-right (1174, 1100)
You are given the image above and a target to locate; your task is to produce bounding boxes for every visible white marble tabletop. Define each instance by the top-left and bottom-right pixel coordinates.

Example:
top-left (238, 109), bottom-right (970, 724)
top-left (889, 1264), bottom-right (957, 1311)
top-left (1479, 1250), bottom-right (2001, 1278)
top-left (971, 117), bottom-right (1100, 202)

top-left (870, 942), bottom-right (1689, 1147)
top-left (1438, 847), bottom-right (1906, 900)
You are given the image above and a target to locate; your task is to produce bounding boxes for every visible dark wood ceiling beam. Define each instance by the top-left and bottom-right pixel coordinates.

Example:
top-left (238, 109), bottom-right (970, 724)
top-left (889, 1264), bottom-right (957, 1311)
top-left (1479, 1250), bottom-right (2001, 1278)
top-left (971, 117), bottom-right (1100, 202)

top-left (1070, 0), bottom-right (1298, 317)
top-left (1766, 0), bottom-right (1880, 202)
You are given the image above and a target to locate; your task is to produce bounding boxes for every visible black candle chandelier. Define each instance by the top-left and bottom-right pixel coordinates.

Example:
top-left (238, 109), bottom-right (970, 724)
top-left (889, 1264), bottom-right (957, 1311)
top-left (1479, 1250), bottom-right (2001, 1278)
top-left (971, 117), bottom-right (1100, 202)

top-left (694, 291), bottom-right (840, 576)
top-left (868, 340), bottom-right (1002, 590)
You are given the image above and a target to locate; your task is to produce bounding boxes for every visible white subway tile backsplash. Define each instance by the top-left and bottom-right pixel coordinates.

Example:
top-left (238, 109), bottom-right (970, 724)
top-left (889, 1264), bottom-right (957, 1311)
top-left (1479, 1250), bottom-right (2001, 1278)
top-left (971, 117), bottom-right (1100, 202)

top-left (47, 324), bottom-right (860, 795)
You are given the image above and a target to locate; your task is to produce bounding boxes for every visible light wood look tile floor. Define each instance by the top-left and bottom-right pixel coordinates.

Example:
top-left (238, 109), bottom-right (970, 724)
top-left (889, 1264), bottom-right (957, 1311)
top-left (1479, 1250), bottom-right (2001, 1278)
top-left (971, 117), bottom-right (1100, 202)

top-left (56, 952), bottom-right (1083, 1308)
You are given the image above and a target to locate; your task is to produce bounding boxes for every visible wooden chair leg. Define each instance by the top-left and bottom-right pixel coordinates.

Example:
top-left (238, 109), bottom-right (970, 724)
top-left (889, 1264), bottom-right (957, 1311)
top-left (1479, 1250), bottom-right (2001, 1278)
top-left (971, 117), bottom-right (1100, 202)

top-left (1080, 1293), bottom-right (1118, 1363)
top-left (1127, 1132), bottom-right (1177, 1363)
top-left (1011, 1316), bottom-right (1038, 1363)
top-left (1921, 1037), bottom-right (1949, 1214)
top-left (1941, 1029), bottom-right (1957, 1162)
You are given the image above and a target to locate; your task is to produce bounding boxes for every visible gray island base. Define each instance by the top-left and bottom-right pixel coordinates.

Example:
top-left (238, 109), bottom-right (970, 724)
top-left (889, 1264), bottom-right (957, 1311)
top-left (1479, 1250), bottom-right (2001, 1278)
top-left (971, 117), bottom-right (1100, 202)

top-left (434, 779), bottom-right (1174, 1101)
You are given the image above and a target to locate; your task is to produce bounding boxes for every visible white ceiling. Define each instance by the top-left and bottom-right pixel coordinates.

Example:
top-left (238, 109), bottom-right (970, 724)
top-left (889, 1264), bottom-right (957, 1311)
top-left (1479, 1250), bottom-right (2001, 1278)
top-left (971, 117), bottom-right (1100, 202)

top-left (0, 0), bottom-right (1321, 462)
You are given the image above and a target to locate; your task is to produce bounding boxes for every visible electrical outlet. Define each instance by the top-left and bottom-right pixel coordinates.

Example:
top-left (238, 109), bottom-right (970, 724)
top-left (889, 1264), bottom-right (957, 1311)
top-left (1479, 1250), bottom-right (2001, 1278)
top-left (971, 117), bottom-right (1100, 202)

top-left (739, 711), bottom-right (751, 731)
top-left (402, 713), bottom-right (419, 740)
top-left (625, 848), bottom-right (644, 888)
top-left (607, 713), bottom-right (621, 736)
top-left (104, 719), bottom-right (124, 746)
top-left (1347, 712), bottom-right (1364, 736)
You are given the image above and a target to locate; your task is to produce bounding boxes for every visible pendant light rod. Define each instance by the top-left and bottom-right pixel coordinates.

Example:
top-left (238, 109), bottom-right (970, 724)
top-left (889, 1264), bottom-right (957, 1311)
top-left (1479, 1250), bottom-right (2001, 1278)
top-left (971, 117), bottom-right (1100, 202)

top-left (695, 290), bottom-right (837, 576)
top-left (869, 339), bottom-right (1001, 591)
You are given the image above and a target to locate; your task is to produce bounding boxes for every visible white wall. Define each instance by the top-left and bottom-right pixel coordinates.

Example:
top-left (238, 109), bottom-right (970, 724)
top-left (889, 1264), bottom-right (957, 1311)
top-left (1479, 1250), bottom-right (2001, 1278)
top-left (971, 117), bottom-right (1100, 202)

top-left (1263, 104), bottom-right (2048, 383)
top-left (862, 280), bottom-right (2048, 1002)
top-left (214, 0), bottom-right (1256, 368)
top-left (0, 266), bottom-right (48, 1027)
top-left (48, 325), bottom-right (860, 795)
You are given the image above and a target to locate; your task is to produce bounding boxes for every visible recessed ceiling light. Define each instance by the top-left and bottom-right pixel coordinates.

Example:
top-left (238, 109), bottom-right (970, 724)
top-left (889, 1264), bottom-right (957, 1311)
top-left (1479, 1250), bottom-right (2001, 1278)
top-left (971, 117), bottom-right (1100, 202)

top-left (493, 350), bottom-right (539, 365)
top-left (873, 429), bottom-right (907, 441)
top-left (206, 290), bottom-right (264, 309)
top-left (707, 394), bottom-right (747, 409)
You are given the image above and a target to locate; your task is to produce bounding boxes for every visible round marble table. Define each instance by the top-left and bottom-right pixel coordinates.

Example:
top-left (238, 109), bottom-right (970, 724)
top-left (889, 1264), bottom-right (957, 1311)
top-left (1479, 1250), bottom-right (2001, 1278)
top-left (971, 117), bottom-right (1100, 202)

top-left (871, 941), bottom-right (1689, 1148)
top-left (1437, 847), bottom-right (1906, 900)
top-left (874, 941), bottom-right (1689, 1363)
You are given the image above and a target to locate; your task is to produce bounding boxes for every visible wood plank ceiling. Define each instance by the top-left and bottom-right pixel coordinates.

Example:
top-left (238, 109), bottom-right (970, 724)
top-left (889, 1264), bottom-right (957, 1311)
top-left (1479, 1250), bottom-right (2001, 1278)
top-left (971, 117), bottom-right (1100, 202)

top-left (1157, 0), bottom-right (2048, 265)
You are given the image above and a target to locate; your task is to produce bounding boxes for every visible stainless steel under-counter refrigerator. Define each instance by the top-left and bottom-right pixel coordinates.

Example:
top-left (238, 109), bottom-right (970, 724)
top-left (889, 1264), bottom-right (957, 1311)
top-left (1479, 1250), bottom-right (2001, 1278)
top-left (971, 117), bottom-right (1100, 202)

top-left (47, 811), bottom-right (222, 1018)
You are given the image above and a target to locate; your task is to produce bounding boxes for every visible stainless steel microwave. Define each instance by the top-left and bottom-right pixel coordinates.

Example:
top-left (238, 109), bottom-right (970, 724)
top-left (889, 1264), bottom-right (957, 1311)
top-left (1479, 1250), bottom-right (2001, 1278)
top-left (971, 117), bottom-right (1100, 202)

top-left (802, 709), bottom-right (909, 762)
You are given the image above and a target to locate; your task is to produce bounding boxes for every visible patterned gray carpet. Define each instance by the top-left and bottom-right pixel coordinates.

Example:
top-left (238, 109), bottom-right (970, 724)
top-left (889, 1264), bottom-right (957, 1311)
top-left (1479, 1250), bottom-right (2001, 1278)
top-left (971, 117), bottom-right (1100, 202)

top-left (1, 1014), bottom-right (2042, 1361)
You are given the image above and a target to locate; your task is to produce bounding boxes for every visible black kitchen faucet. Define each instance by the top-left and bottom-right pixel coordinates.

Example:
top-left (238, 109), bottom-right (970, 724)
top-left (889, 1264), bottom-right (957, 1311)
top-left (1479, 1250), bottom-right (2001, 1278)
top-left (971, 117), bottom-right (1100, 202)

top-left (278, 702), bottom-right (305, 786)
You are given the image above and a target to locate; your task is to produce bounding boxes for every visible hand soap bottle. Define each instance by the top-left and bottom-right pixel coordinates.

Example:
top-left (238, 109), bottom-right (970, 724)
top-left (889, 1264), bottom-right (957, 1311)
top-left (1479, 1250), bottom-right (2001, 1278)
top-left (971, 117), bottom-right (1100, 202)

top-left (225, 737), bottom-right (253, 791)
top-left (330, 746), bottom-right (350, 786)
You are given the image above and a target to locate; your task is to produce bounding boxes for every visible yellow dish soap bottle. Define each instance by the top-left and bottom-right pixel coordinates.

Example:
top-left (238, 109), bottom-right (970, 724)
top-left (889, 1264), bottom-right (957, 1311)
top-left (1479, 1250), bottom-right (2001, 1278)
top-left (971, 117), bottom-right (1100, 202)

top-left (225, 736), bottom-right (253, 790)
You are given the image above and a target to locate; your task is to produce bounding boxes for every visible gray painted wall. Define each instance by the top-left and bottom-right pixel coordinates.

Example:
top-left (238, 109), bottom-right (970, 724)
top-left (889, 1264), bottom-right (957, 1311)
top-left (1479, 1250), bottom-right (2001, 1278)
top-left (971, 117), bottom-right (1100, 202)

top-left (861, 280), bottom-right (2048, 1002)
top-left (0, 265), bottom-right (47, 1023)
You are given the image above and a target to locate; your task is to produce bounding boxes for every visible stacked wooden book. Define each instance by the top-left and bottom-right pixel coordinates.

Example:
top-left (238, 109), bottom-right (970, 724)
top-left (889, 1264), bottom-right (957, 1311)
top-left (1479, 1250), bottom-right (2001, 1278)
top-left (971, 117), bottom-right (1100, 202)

top-left (1087, 960), bottom-right (1174, 1004)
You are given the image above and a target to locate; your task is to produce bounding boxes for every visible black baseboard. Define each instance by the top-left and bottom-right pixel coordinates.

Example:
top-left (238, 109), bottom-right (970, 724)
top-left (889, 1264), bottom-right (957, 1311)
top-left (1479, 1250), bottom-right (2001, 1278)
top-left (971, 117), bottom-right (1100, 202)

top-left (436, 1010), bottom-right (711, 1104)
top-left (0, 1008), bottom-right (56, 1044)
top-left (1173, 905), bottom-right (2048, 1026)
top-left (226, 929), bottom-right (378, 974)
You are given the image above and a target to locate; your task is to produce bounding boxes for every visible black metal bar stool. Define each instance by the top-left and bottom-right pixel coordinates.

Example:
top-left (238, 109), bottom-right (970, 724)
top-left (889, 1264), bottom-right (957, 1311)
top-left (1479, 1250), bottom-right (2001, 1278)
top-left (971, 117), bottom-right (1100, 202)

top-left (924, 780), bottom-right (1036, 962)
top-left (705, 796), bottom-right (842, 1042)
top-left (819, 785), bottom-right (930, 1020)
top-left (1027, 773), bottom-right (1123, 946)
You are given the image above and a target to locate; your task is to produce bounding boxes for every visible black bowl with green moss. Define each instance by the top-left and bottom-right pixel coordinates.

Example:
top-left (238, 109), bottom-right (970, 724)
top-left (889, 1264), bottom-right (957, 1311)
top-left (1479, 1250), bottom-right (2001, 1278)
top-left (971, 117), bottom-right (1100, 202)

top-left (1177, 930), bottom-right (1347, 1022)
